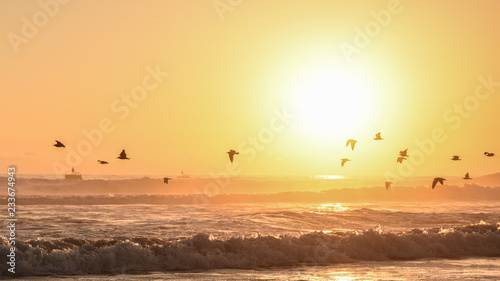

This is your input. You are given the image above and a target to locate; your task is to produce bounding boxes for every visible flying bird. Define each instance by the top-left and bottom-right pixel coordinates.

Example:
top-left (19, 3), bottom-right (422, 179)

top-left (385, 181), bottom-right (392, 190)
top-left (397, 157), bottom-right (407, 163)
top-left (451, 155), bottom-right (462, 161)
top-left (484, 152), bottom-right (495, 157)
top-left (346, 139), bottom-right (357, 150)
top-left (97, 160), bottom-right (109, 164)
top-left (432, 177), bottom-right (446, 189)
top-left (163, 177), bottom-right (172, 184)
top-left (117, 149), bottom-right (130, 160)
top-left (341, 158), bottom-right (351, 167)
top-left (374, 132), bottom-right (383, 140)
top-left (53, 140), bottom-right (65, 148)
top-left (227, 149), bottom-right (239, 163)
top-left (463, 173), bottom-right (472, 180)
top-left (399, 149), bottom-right (409, 157)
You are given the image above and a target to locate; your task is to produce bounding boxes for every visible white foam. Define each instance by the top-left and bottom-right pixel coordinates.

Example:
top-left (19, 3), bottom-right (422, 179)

top-left (2, 222), bottom-right (499, 276)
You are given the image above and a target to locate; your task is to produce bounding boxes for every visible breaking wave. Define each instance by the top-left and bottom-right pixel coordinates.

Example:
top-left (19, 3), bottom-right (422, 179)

top-left (2, 222), bottom-right (499, 276)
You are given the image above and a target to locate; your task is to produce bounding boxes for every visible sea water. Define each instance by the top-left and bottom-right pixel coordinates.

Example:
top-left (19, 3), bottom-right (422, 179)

top-left (1, 176), bottom-right (499, 280)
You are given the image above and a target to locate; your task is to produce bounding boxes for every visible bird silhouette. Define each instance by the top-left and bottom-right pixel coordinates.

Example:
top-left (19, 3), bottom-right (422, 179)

top-left (346, 139), bottom-right (357, 150)
top-left (117, 149), bottom-right (130, 160)
top-left (432, 177), bottom-right (446, 189)
top-left (385, 181), bottom-right (392, 190)
top-left (374, 132), bottom-right (383, 140)
top-left (53, 140), bottom-right (65, 148)
top-left (397, 156), bottom-right (407, 163)
top-left (227, 149), bottom-right (239, 163)
top-left (484, 152), bottom-right (495, 157)
top-left (399, 149), bottom-right (409, 157)
top-left (463, 173), bottom-right (472, 180)
top-left (451, 155), bottom-right (462, 161)
top-left (341, 158), bottom-right (351, 167)
top-left (97, 160), bottom-right (109, 164)
top-left (163, 177), bottom-right (172, 184)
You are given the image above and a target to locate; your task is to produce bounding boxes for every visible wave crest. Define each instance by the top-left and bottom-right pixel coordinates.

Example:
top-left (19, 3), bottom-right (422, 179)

top-left (2, 222), bottom-right (499, 276)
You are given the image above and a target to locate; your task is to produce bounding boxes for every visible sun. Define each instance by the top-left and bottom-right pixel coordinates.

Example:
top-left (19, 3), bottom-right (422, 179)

top-left (288, 59), bottom-right (376, 142)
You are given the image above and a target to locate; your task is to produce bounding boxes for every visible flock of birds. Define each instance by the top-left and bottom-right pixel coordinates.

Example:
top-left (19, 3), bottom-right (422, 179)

top-left (335, 132), bottom-right (495, 190)
top-left (54, 140), bottom-right (130, 162)
top-left (53, 139), bottom-right (239, 184)
top-left (54, 135), bottom-right (495, 189)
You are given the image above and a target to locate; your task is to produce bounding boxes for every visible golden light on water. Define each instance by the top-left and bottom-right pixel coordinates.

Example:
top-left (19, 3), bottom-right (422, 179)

top-left (315, 203), bottom-right (349, 214)
top-left (314, 175), bottom-right (346, 180)
top-left (331, 275), bottom-right (358, 281)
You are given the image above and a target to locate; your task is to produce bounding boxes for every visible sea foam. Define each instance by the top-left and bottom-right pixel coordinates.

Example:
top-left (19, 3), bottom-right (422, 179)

top-left (2, 222), bottom-right (499, 276)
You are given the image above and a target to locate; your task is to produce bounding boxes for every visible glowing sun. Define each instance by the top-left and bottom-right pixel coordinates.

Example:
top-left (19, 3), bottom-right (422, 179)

top-left (289, 60), bottom-right (376, 141)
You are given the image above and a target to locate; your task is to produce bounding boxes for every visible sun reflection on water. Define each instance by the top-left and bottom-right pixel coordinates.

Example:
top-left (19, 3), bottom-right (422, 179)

top-left (313, 203), bottom-right (350, 214)
top-left (314, 175), bottom-right (346, 180)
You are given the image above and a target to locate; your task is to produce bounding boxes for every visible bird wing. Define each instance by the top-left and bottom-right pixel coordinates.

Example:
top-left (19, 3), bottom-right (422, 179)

top-left (385, 182), bottom-right (392, 190)
top-left (120, 150), bottom-right (126, 158)
top-left (341, 159), bottom-right (347, 167)
top-left (432, 178), bottom-right (438, 189)
top-left (229, 153), bottom-right (234, 163)
top-left (465, 173), bottom-right (469, 178)
top-left (346, 140), bottom-right (356, 150)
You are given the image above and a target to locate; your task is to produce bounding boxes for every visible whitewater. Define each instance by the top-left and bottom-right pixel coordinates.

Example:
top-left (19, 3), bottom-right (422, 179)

top-left (1, 176), bottom-right (500, 280)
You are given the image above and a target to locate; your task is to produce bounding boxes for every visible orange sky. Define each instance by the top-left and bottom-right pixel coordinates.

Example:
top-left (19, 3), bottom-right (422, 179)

top-left (1, 0), bottom-right (500, 178)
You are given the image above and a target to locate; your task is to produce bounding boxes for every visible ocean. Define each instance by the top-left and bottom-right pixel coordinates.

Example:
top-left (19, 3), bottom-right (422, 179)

top-left (1, 175), bottom-right (500, 280)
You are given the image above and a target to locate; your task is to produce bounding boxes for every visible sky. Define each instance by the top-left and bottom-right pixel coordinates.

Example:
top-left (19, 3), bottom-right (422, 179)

top-left (1, 0), bottom-right (500, 178)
